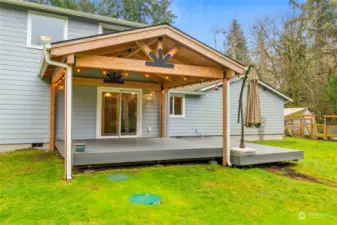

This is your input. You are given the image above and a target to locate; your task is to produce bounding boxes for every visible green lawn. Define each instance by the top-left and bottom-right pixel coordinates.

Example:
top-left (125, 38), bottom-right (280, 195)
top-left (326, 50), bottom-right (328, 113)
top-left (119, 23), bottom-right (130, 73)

top-left (0, 138), bottom-right (336, 224)
top-left (256, 138), bottom-right (337, 183)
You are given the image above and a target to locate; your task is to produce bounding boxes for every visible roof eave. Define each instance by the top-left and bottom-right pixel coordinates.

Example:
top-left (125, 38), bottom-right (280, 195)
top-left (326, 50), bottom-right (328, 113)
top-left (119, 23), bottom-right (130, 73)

top-left (200, 78), bottom-right (294, 102)
top-left (0, 0), bottom-right (145, 28)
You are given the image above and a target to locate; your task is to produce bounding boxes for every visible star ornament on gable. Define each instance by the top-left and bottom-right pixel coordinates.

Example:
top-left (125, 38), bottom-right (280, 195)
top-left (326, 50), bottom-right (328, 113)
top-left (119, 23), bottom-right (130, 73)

top-left (104, 71), bottom-right (124, 84)
top-left (145, 48), bottom-right (174, 69)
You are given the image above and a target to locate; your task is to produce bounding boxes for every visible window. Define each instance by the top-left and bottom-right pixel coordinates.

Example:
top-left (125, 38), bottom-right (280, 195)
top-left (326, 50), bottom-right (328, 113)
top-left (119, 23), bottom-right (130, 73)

top-left (98, 23), bottom-right (128, 34)
top-left (27, 11), bottom-right (68, 49)
top-left (170, 95), bottom-right (185, 117)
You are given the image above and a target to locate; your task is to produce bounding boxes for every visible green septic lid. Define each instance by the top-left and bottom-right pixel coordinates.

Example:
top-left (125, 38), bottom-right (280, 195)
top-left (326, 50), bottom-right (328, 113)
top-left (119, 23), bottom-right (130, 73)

top-left (128, 194), bottom-right (161, 205)
top-left (106, 174), bottom-right (130, 181)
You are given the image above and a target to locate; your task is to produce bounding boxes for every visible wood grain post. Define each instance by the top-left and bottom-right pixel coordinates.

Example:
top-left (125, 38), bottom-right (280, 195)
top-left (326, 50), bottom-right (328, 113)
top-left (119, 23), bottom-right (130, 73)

top-left (49, 85), bottom-right (56, 152)
top-left (161, 90), bottom-right (166, 137)
top-left (222, 74), bottom-right (229, 166)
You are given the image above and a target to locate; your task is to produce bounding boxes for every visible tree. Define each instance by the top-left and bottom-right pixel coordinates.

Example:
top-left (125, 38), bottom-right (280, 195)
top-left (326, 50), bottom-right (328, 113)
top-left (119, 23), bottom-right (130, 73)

top-left (321, 75), bottom-right (337, 114)
top-left (49, 0), bottom-right (79, 10)
top-left (250, 0), bottom-right (337, 118)
top-left (96, 0), bottom-right (122, 18)
top-left (96, 0), bottom-right (176, 24)
top-left (149, 0), bottom-right (176, 25)
top-left (79, 0), bottom-right (96, 13)
top-left (224, 18), bottom-right (250, 65)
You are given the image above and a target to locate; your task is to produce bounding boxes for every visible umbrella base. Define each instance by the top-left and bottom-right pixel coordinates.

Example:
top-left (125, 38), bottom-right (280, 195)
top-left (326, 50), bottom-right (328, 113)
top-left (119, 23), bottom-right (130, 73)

top-left (231, 147), bottom-right (256, 156)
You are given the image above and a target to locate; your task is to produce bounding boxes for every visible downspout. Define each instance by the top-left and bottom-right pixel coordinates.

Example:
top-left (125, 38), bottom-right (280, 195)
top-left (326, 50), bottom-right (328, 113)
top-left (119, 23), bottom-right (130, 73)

top-left (42, 45), bottom-right (73, 181)
top-left (226, 79), bottom-right (232, 167)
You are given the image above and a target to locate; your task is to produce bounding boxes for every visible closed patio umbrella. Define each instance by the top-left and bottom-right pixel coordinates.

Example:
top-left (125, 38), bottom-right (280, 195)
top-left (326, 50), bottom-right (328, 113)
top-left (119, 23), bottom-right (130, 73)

top-left (237, 65), bottom-right (261, 149)
top-left (245, 66), bottom-right (261, 128)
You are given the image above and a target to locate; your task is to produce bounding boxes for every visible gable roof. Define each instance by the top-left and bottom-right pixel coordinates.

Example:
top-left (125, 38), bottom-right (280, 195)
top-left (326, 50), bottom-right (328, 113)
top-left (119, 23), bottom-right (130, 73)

top-left (44, 24), bottom-right (245, 75)
top-left (284, 108), bottom-right (311, 117)
top-left (0, 0), bottom-right (144, 28)
top-left (174, 76), bottom-right (293, 102)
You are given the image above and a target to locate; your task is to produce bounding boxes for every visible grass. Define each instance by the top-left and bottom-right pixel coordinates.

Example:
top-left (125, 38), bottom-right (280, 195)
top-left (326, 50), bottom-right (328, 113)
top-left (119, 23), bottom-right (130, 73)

top-left (0, 138), bottom-right (336, 224)
top-left (256, 138), bottom-right (337, 183)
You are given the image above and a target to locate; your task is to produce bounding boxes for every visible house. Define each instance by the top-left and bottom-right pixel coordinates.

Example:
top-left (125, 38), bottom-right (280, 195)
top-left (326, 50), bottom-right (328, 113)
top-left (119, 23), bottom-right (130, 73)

top-left (169, 76), bottom-right (293, 141)
top-left (0, 0), bottom-right (303, 180)
top-left (0, 0), bottom-right (145, 152)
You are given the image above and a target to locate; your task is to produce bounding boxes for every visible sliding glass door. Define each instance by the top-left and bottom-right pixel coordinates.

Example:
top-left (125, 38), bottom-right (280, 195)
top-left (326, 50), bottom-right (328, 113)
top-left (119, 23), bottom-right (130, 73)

top-left (120, 93), bottom-right (138, 136)
top-left (101, 92), bottom-right (120, 136)
top-left (99, 89), bottom-right (140, 138)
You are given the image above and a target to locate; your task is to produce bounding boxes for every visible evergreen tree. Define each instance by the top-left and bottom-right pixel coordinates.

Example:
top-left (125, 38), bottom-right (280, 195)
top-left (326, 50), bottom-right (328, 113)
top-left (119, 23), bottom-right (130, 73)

top-left (321, 75), bottom-right (337, 114)
top-left (224, 18), bottom-right (250, 64)
top-left (97, 0), bottom-right (122, 18)
top-left (49, 0), bottom-right (79, 10)
top-left (79, 0), bottom-right (96, 13)
top-left (149, 0), bottom-right (176, 24)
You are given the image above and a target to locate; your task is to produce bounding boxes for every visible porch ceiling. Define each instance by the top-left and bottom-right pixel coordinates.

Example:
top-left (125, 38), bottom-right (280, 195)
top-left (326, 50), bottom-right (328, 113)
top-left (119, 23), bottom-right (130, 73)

top-left (41, 24), bottom-right (245, 90)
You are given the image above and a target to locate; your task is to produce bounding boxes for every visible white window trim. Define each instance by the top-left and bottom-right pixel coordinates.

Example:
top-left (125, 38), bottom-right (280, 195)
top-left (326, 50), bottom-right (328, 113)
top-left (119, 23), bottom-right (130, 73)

top-left (169, 94), bottom-right (185, 118)
top-left (98, 23), bottom-right (128, 34)
top-left (27, 10), bottom-right (68, 49)
top-left (96, 87), bottom-right (143, 139)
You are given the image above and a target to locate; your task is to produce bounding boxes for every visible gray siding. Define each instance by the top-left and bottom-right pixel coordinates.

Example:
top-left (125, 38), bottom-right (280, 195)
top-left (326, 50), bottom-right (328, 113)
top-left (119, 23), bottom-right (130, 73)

top-left (167, 80), bottom-right (285, 138)
top-left (0, 5), bottom-right (49, 144)
top-left (55, 85), bottom-right (160, 139)
top-left (56, 85), bottom-right (97, 140)
top-left (0, 3), bottom-right (131, 145)
top-left (142, 90), bottom-right (161, 137)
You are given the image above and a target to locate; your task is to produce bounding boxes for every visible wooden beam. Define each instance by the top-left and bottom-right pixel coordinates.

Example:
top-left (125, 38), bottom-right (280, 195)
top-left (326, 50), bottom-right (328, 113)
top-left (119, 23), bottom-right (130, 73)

top-left (66, 54), bottom-right (75, 65)
top-left (73, 77), bottom-right (162, 90)
top-left (49, 85), bottom-right (56, 152)
top-left (51, 67), bottom-right (65, 85)
top-left (161, 90), bottom-right (166, 137)
top-left (165, 45), bottom-right (180, 59)
top-left (222, 75), bottom-right (229, 166)
top-left (124, 39), bottom-right (157, 58)
top-left (156, 37), bottom-right (163, 57)
top-left (135, 40), bottom-right (153, 60)
top-left (76, 55), bottom-right (223, 79)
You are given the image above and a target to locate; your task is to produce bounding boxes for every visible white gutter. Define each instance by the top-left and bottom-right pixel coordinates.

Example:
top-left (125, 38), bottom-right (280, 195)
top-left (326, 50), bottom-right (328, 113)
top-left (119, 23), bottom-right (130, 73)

top-left (226, 80), bottom-right (232, 167)
top-left (43, 45), bottom-right (73, 181)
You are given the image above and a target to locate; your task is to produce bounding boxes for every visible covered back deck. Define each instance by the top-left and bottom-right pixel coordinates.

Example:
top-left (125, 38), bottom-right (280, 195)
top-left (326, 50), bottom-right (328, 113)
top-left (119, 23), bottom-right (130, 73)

top-left (55, 137), bottom-right (304, 166)
top-left (40, 24), bottom-right (245, 180)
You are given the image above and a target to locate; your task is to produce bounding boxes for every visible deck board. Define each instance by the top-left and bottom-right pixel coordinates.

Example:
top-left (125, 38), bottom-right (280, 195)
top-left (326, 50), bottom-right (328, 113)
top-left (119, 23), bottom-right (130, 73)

top-left (55, 137), bottom-right (304, 166)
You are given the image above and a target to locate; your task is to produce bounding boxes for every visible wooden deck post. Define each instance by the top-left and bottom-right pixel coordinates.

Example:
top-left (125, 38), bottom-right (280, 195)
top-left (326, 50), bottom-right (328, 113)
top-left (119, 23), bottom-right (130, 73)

top-left (49, 85), bottom-right (56, 151)
top-left (222, 73), bottom-right (229, 166)
top-left (161, 90), bottom-right (166, 137)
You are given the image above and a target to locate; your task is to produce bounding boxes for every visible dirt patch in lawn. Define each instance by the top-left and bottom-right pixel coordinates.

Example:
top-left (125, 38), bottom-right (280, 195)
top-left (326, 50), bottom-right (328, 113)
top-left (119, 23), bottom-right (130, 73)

top-left (264, 166), bottom-right (337, 188)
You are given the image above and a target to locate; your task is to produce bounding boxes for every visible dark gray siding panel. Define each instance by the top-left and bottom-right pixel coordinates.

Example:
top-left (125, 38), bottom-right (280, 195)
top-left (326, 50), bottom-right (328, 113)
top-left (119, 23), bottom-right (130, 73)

top-left (167, 80), bottom-right (285, 137)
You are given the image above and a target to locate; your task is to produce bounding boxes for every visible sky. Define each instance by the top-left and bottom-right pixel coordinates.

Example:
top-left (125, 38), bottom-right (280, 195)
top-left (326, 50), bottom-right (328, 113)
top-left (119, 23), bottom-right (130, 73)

top-left (170, 0), bottom-right (293, 51)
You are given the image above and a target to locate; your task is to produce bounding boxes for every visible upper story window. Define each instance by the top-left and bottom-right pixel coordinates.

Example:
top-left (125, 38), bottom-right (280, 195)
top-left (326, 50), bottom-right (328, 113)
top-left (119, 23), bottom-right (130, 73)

top-left (98, 23), bottom-right (128, 34)
top-left (170, 94), bottom-right (185, 117)
top-left (27, 11), bottom-right (68, 49)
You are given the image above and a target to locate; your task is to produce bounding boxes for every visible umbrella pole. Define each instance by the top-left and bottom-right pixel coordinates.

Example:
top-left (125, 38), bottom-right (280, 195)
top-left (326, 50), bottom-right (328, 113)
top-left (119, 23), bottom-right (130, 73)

top-left (238, 65), bottom-right (252, 149)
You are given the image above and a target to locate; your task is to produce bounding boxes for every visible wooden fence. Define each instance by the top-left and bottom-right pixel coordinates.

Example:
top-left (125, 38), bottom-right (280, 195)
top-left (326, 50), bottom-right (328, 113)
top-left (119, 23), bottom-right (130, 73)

top-left (285, 115), bottom-right (337, 139)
